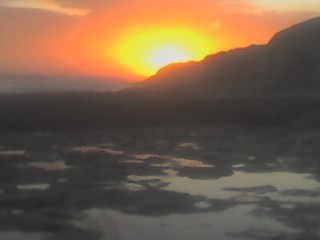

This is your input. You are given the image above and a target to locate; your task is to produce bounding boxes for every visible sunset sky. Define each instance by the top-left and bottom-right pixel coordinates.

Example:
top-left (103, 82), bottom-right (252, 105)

top-left (0, 0), bottom-right (319, 81)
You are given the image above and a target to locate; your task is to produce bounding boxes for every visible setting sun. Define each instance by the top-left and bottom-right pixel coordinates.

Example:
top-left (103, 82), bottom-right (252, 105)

top-left (1, 0), bottom-right (318, 79)
top-left (146, 44), bottom-right (189, 70)
top-left (112, 27), bottom-right (213, 77)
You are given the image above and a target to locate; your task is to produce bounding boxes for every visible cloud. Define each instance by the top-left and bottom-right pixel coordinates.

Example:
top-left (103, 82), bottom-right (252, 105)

top-left (0, 0), bottom-right (90, 16)
top-left (253, 0), bottom-right (320, 12)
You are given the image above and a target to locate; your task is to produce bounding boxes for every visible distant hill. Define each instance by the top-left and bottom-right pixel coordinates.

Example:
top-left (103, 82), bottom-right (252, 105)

top-left (0, 75), bottom-right (128, 93)
top-left (1, 18), bottom-right (320, 132)
top-left (143, 17), bottom-right (320, 98)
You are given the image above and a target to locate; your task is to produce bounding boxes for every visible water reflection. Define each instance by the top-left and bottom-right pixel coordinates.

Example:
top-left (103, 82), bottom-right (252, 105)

top-left (178, 142), bottom-right (200, 150)
top-left (127, 171), bottom-right (320, 203)
top-left (16, 184), bottom-right (50, 191)
top-left (194, 201), bottom-right (211, 209)
top-left (0, 150), bottom-right (26, 156)
top-left (28, 161), bottom-right (70, 171)
top-left (73, 206), bottom-right (298, 240)
top-left (131, 153), bottom-right (214, 168)
top-left (70, 146), bottom-right (124, 156)
top-left (0, 126), bottom-right (319, 240)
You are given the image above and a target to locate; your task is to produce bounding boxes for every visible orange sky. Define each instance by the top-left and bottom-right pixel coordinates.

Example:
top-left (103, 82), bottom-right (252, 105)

top-left (0, 0), bottom-right (319, 81)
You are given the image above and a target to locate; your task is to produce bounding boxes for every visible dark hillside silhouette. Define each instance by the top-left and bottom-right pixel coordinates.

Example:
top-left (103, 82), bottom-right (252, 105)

top-left (267, 17), bottom-right (320, 90)
top-left (144, 17), bottom-right (320, 97)
top-left (1, 17), bottom-right (320, 132)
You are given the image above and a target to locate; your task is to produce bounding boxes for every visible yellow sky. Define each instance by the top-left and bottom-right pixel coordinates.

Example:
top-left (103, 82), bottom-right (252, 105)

top-left (0, 0), bottom-right (319, 81)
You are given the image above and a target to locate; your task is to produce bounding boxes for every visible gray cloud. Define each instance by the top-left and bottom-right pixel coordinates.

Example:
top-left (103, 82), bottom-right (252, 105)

top-left (52, 0), bottom-right (134, 11)
top-left (0, 0), bottom-right (90, 15)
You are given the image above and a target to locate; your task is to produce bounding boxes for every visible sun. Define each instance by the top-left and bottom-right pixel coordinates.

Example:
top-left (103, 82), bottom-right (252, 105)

top-left (146, 44), bottom-right (190, 70)
top-left (111, 27), bottom-right (213, 77)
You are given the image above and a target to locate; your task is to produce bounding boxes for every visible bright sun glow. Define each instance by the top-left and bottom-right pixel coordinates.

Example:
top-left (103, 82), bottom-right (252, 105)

top-left (146, 45), bottom-right (189, 69)
top-left (112, 27), bottom-right (213, 77)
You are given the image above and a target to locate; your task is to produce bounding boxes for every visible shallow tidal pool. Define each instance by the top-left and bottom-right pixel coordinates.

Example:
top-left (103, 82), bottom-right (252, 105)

top-left (0, 126), bottom-right (320, 240)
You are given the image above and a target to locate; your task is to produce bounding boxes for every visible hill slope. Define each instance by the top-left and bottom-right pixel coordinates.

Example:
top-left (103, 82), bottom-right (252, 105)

top-left (1, 18), bottom-right (320, 132)
top-left (143, 17), bottom-right (320, 97)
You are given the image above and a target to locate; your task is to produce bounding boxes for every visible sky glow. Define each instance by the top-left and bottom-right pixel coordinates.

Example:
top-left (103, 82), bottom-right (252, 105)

top-left (0, 0), bottom-right (319, 80)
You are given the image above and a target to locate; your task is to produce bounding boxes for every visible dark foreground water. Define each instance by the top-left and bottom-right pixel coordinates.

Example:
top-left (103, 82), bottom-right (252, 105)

top-left (0, 126), bottom-right (320, 240)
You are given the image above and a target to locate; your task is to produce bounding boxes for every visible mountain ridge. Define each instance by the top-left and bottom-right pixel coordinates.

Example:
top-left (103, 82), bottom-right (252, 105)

top-left (142, 17), bottom-right (320, 97)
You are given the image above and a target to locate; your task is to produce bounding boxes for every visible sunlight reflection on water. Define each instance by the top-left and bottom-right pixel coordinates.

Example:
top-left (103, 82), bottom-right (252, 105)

top-left (127, 171), bottom-right (320, 203)
top-left (74, 206), bottom-right (299, 240)
top-left (0, 150), bottom-right (26, 156)
top-left (73, 166), bottom-right (319, 240)
top-left (16, 184), bottom-right (50, 191)
top-left (2, 127), bottom-right (320, 240)
top-left (131, 153), bottom-right (214, 168)
top-left (28, 161), bottom-right (70, 171)
top-left (70, 146), bottom-right (124, 155)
